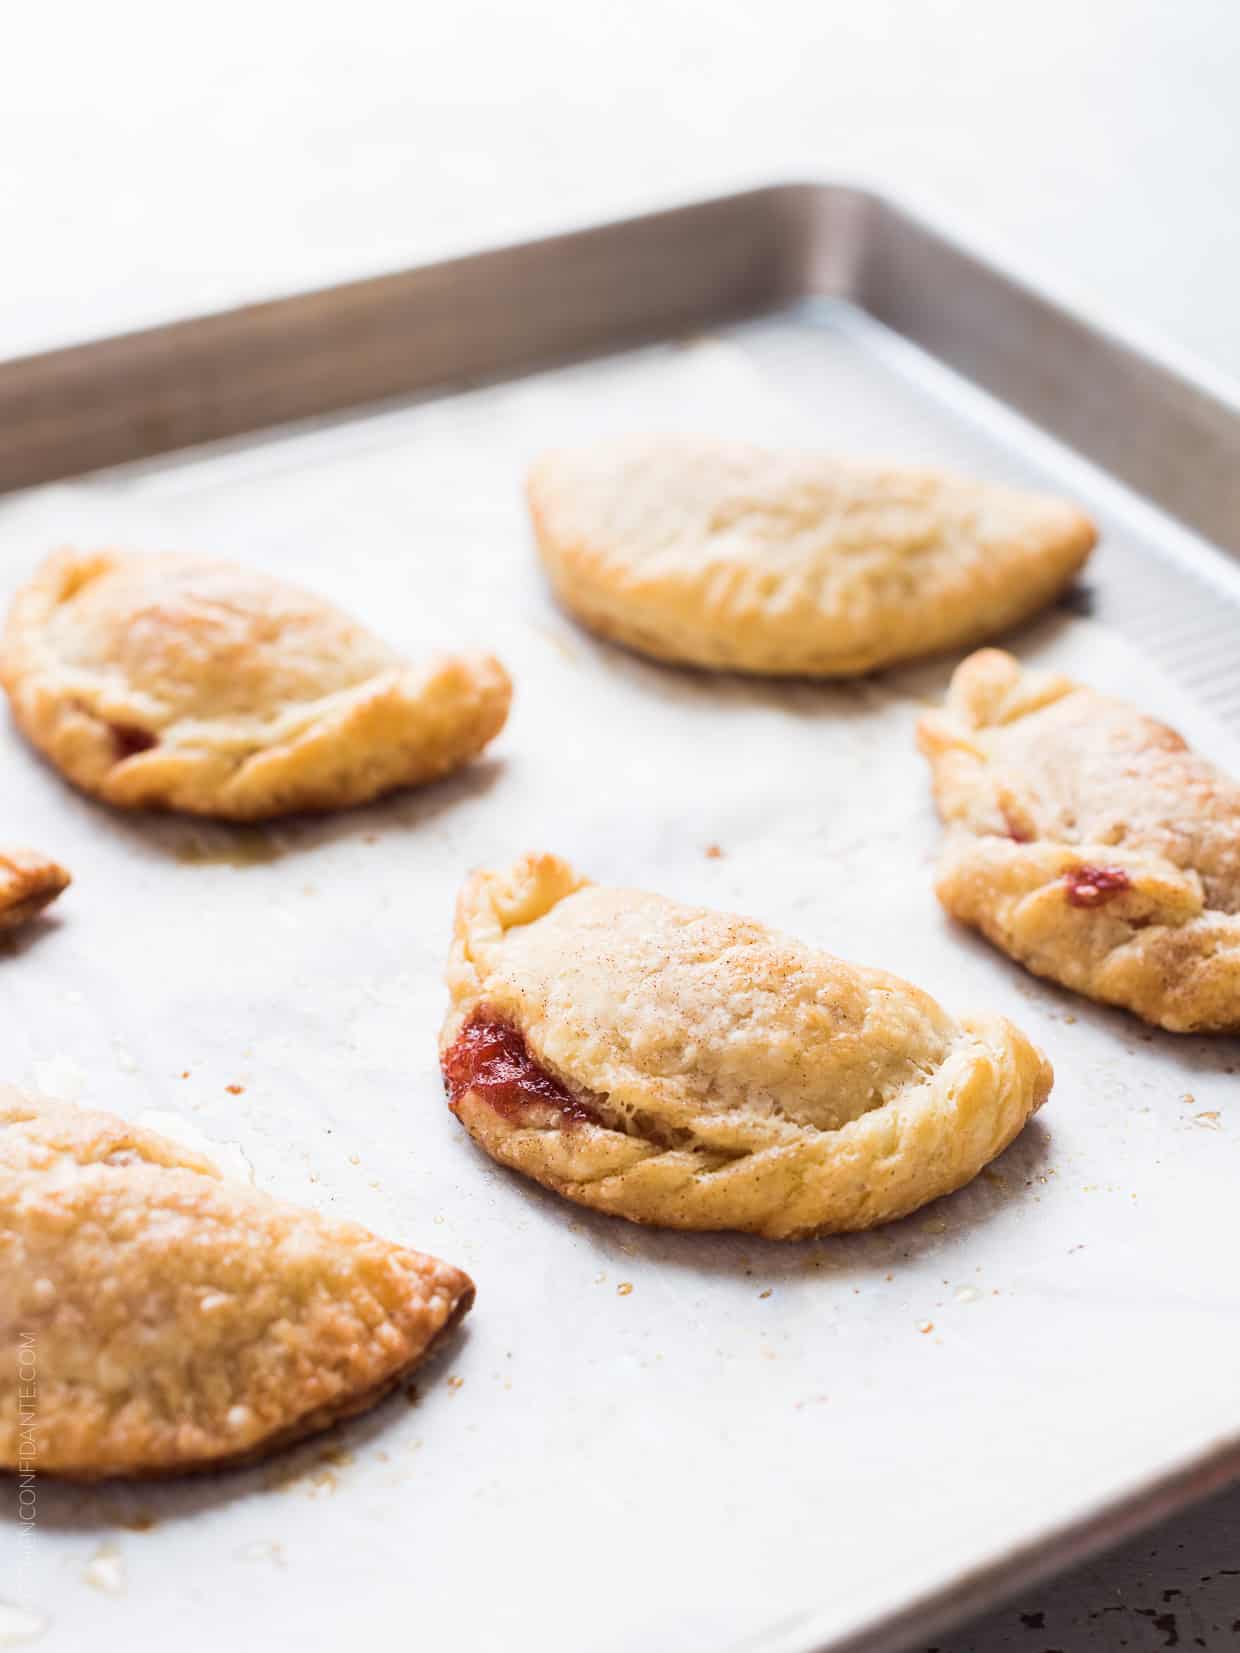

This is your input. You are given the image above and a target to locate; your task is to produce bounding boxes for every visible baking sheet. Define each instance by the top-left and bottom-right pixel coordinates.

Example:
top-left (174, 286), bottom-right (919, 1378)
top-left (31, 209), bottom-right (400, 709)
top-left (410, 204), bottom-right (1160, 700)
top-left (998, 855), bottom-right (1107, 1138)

top-left (2, 303), bottom-right (1240, 1653)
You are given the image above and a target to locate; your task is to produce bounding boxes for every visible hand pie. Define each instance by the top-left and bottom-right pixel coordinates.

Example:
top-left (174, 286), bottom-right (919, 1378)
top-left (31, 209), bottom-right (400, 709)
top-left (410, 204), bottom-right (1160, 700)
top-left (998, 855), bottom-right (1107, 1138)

top-left (0, 549), bottom-right (512, 819)
top-left (441, 853), bottom-right (1051, 1238)
top-left (527, 437), bottom-right (1095, 676)
top-left (0, 849), bottom-right (69, 930)
top-left (918, 648), bottom-right (1240, 1032)
top-left (0, 1090), bottom-right (473, 1478)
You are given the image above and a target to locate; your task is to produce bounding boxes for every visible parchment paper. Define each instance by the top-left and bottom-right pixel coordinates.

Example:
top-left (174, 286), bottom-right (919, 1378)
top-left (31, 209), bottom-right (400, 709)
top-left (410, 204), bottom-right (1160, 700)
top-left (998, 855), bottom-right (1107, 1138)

top-left (1, 307), bottom-right (1238, 1653)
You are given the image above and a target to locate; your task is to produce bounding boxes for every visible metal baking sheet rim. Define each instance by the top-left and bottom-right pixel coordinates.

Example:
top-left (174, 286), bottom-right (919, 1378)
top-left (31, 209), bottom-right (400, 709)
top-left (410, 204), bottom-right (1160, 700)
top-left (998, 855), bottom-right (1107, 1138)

top-left (763, 1427), bottom-right (1240, 1653)
top-left (2, 179), bottom-right (1239, 557)
top-left (3, 182), bottom-right (1240, 1653)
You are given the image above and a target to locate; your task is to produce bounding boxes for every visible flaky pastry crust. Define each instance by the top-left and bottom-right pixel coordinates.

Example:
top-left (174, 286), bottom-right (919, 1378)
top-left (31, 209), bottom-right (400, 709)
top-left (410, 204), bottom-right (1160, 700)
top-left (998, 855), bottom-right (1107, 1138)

top-left (527, 438), bottom-right (1095, 676)
top-left (0, 849), bottom-right (69, 930)
top-left (440, 854), bottom-right (1051, 1239)
top-left (918, 648), bottom-right (1240, 1032)
top-left (0, 1091), bottom-right (473, 1478)
top-left (0, 549), bottom-right (512, 819)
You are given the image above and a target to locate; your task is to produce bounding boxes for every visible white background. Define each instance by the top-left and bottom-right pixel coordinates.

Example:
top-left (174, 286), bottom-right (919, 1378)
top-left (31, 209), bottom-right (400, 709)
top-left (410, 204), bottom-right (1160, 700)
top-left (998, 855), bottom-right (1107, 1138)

top-left (4, 1), bottom-right (1239, 374)
top-left (3, 3), bottom-right (1240, 1648)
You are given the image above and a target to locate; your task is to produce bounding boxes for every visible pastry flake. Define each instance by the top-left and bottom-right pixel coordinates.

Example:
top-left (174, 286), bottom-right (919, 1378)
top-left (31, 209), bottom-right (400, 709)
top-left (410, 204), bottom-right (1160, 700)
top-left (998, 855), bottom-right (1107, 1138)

top-left (918, 648), bottom-right (1240, 1032)
top-left (527, 437), bottom-right (1095, 676)
top-left (441, 853), bottom-right (1051, 1238)
top-left (0, 1090), bottom-right (473, 1478)
top-left (0, 849), bottom-right (69, 930)
top-left (0, 549), bottom-right (512, 819)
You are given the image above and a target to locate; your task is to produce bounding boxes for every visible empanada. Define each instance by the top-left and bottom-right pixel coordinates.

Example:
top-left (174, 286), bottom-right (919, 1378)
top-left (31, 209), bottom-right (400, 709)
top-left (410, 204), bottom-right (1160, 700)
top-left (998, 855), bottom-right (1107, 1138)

top-left (918, 648), bottom-right (1240, 1032)
top-left (0, 1091), bottom-right (473, 1478)
top-left (0, 549), bottom-right (512, 819)
top-left (527, 438), bottom-right (1095, 676)
top-left (440, 854), bottom-right (1051, 1238)
top-left (0, 849), bottom-right (69, 930)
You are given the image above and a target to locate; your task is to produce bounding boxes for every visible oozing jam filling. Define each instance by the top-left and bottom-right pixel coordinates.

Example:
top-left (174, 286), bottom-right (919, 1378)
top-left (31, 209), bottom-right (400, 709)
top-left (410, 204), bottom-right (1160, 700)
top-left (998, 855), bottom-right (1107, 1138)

top-left (109, 722), bottom-right (158, 760)
top-left (442, 1010), bottom-right (599, 1126)
top-left (1063, 864), bottom-right (1131, 908)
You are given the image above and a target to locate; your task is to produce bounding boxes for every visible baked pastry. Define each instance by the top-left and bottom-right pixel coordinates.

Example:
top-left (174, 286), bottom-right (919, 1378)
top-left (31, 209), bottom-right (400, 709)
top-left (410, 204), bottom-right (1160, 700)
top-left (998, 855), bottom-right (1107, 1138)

top-left (441, 853), bottom-right (1051, 1238)
top-left (0, 549), bottom-right (512, 819)
top-left (918, 648), bottom-right (1240, 1032)
top-left (0, 849), bottom-right (69, 930)
top-left (0, 1090), bottom-right (473, 1478)
top-left (527, 437), bottom-right (1095, 675)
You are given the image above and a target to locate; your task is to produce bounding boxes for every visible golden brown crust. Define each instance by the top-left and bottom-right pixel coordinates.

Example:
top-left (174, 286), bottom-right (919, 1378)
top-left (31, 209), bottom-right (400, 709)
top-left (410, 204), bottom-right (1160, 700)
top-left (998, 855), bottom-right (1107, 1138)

top-left (0, 1090), bottom-right (474, 1479)
top-left (0, 549), bottom-right (512, 820)
top-left (918, 648), bottom-right (1240, 1032)
top-left (440, 853), bottom-right (1051, 1239)
top-left (527, 438), bottom-right (1095, 676)
top-left (0, 849), bottom-right (70, 930)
